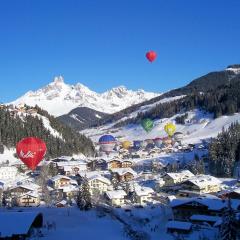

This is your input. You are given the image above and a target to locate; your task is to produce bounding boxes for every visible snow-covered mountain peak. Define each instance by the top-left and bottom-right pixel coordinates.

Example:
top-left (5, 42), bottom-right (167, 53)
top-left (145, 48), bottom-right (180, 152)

top-left (10, 76), bottom-right (160, 116)
top-left (53, 75), bottom-right (64, 84)
top-left (74, 82), bottom-right (94, 95)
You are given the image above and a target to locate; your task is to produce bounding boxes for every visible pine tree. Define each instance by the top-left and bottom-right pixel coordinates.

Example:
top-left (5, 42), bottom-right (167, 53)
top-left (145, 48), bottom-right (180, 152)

top-left (37, 163), bottom-right (52, 206)
top-left (219, 198), bottom-right (238, 240)
top-left (77, 178), bottom-right (92, 211)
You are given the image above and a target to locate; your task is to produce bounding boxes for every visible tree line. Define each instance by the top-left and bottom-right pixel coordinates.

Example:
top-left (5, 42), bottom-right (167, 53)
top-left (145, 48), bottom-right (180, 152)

top-left (208, 122), bottom-right (240, 177)
top-left (0, 105), bottom-right (95, 158)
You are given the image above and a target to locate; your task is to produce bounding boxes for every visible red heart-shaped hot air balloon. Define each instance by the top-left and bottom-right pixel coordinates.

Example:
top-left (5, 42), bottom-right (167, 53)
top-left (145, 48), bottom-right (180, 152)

top-left (16, 137), bottom-right (47, 170)
top-left (146, 50), bottom-right (157, 62)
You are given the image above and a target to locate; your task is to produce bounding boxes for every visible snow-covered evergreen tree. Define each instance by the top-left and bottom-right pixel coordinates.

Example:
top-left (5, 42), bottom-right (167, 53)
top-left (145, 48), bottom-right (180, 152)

top-left (77, 178), bottom-right (92, 211)
top-left (219, 198), bottom-right (238, 240)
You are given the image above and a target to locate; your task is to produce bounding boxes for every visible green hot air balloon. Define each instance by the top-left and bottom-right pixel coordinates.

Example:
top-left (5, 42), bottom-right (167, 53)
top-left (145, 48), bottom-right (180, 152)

top-left (141, 118), bottom-right (154, 132)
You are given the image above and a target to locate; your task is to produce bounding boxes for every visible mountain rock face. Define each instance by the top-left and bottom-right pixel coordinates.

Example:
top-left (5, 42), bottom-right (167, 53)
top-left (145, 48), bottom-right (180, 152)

top-left (10, 76), bottom-right (159, 116)
top-left (57, 107), bottom-right (110, 130)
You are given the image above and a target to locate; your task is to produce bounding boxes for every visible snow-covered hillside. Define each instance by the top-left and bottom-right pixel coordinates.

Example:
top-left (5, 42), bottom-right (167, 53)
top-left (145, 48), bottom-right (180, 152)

top-left (10, 76), bottom-right (160, 117)
top-left (82, 109), bottom-right (240, 145)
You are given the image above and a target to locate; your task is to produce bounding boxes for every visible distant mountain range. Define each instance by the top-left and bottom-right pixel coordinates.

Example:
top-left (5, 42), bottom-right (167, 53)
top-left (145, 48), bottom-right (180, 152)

top-left (10, 76), bottom-right (159, 116)
top-left (9, 64), bottom-right (240, 131)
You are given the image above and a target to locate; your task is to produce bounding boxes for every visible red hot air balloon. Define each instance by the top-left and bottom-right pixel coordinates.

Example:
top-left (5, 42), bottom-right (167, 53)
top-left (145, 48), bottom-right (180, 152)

top-left (146, 50), bottom-right (157, 62)
top-left (16, 137), bottom-right (47, 170)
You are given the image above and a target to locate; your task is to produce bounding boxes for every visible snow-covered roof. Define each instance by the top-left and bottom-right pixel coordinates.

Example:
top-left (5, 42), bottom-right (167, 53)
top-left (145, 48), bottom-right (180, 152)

top-left (111, 168), bottom-right (137, 176)
top-left (167, 195), bottom-right (176, 201)
top-left (0, 211), bottom-right (43, 237)
top-left (88, 175), bottom-right (111, 185)
top-left (233, 188), bottom-right (240, 194)
top-left (56, 200), bottom-right (68, 205)
top-left (58, 185), bottom-right (79, 192)
top-left (21, 191), bottom-right (39, 198)
top-left (10, 184), bottom-right (35, 192)
top-left (51, 175), bottom-right (71, 182)
top-left (166, 221), bottom-right (192, 230)
top-left (166, 170), bottom-right (194, 180)
top-left (134, 186), bottom-right (154, 196)
top-left (56, 160), bottom-right (87, 167)
top-left (190, 214), bottom-right (221, 222)
top-left (185, 174), bottom-right (221, 188)
top-left (106, 190), bottom-right (127, 199)
top-left (170, 197), bottom-right (240, 211)
top-left (108, 158), bottom-right (133, 163)
top-left (79, 171), bottom-right (103, 179)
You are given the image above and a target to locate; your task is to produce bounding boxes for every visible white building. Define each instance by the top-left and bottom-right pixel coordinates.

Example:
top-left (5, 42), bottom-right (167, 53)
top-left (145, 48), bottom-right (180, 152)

top-left (88, 175), bottom-right (112, 195)
top-left (134, 185), bottom-right (154, 205)
top-left (0, 166), bottom-right (17, 180)
top-left (56, 160), bottom-right (87, 175)
top-left (182, 175), bottom-right (221, 194)
top-left (105, 190), bottom-right (127, 206)
top-left (163, 170), bottom-right (194, 186)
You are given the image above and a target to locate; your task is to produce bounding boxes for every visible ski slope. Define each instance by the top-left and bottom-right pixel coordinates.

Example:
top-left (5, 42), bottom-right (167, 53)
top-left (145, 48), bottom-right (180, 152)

top-left (82, 109), bottom-right (240, 144)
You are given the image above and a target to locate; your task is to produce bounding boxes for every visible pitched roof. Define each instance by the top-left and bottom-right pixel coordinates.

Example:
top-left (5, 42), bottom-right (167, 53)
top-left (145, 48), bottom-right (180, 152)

top-left (0, 212), bottom-right (42, 237)
top-left (106, 190), bottom-right (127, 199)
top-left (190, 214), bottom-right (221, 223)
top-left (170, 197), bottom-right (240, 211)
top-left (111, 168), bottom-right (137, 176)
top-left (88, 175), bottom-right (111, 185)
top-left (166, 170), bottom-right (194, 180)
top-left (166, 221), bottom-right (192, 230)
top-left (51, 175), bottom-right (71, 182)
top-left (185, 175), bottom-right (221, 188)
top-left (56, 160), bottom-right (87, 167)
top-left (134, 186), bottom-right (154, 196)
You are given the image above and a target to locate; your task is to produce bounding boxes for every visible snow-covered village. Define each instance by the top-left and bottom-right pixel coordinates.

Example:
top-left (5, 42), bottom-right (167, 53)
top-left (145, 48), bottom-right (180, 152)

top-left (1, 1), bottom-right (240, 240)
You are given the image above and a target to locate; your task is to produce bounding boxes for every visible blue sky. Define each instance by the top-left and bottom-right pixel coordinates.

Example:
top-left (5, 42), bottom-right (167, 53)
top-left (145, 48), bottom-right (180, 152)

top-left (1, 0), bottom-right (240, 102)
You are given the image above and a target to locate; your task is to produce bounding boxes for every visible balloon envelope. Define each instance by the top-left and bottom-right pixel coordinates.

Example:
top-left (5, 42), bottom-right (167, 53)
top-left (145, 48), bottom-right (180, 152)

top-left (133, 140), bottom-right (142, 150)
top-left (141, 118), bottom-right (154, 132)
top-left (122, 140), bottom-right (131, 150)
top-left (164, 123), bottom-right (176, 137)
top-left (146, 51), bottom-right (157, 62)
top-left (154, 138), bottom-right (163, 148)
top-left (99, 135), bottom-right (116, 153)
top-left (16, 137), bottom-right (47, 170)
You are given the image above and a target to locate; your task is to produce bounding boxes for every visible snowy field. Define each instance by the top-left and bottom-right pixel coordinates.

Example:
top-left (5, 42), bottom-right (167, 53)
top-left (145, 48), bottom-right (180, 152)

top-left (83, 109), bottom-right (240, 145)
top-left (0, 207), bottom-right (218, 240)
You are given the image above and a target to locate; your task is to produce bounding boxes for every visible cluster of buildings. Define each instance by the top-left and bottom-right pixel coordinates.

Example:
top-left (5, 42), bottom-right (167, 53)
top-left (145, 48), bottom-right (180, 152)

top-left (1, 104), bottom-right (38, 116)
top-left (0, 139), bottom-right (238, 239)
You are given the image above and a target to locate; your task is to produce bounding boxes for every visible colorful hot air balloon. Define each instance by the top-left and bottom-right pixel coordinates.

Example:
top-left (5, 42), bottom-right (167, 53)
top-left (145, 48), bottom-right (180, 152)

top-left (133, 140), bottom-right (142, 150)
top-left (141, 118), bottom-right (154, 132)
top-left (99, 135), bottom-right (116, 153)
top-left (16, 137), bottom-right (47, 171)
top-left (146, 50), bottom-right (157, 62)
top-left (164, 123), bottom-right (176, 137)
top-left (122, 140), bottom-right (131, 150)
top-left (154, 138), bottom-right (163, 148)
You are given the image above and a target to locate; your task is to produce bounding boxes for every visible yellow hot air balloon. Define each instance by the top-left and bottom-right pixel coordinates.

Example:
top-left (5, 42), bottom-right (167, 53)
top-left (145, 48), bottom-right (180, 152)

top-left (164, 123), bottom-right (176, 137)
top-left (122, 140), bottom-right (131, 150)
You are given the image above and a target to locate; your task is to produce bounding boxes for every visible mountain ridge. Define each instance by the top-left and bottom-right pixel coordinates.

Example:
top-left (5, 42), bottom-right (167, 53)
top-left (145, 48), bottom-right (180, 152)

top-left (10, 76), bottom-right (160, 116)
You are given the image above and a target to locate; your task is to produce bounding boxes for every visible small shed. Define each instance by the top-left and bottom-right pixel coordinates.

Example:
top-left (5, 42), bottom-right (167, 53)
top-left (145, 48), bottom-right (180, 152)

top-left (190, 214), bottom-right (221, 226)
top-left (166, 220), bottom-right (192, 234)
top-left (0, 211), bottom-right (43, 239)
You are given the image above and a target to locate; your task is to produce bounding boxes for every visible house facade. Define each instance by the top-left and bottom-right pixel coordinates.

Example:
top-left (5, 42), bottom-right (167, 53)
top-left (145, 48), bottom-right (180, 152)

top-left (88, 175), bottom-right (112, 195)
top-left (163, 170), bottom-right (194, 187)
top-left (111, 168), bottom-right (137, 182)
top-left (50, 175), bottom-right (71, 189)
top-left (182, 175), bottom-right (221, 194)
top-left (16, 192), bottom-right (40, 207)
top-left (105, 190), bottom-right (127, 206)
